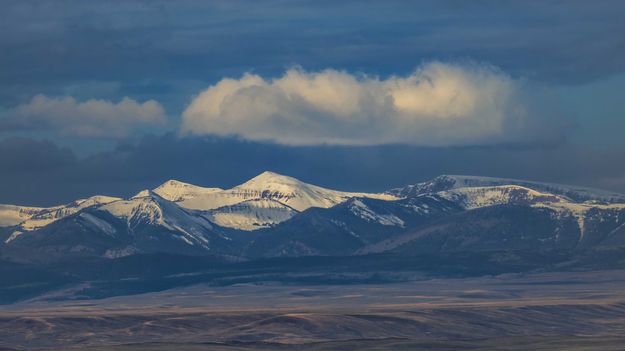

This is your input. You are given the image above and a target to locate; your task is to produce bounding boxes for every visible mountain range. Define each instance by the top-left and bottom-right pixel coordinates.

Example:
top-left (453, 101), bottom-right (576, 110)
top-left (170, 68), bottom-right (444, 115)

top-left (2, 172), bottom-right (625, 264)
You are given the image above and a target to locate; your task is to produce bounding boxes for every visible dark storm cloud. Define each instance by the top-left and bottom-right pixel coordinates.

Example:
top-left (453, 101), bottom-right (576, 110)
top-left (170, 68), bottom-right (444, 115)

top-left (1, 135), bottom-right (624, 207)
top-left (1, 0), bottom-right (625, 109)
top-left (0, 137), bottom-right (76, 172)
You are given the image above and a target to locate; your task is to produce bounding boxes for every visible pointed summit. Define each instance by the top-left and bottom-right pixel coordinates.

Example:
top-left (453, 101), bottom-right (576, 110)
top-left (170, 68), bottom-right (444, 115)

top-left (158, 179), bottom-right (196, 188)
top-left (230, 171), bottom-right (396, 212)
top-left (236, 171), bottom-right (307, 191)
top-left (254, 171), bottom-right (282, 178)
top-left (247, 171), bottom-right (302, 183)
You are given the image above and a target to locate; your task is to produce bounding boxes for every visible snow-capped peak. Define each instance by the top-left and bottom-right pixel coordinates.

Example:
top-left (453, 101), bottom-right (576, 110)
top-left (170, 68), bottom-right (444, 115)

top-left (153, 179), bottom-right (222, 202)
top-left (103, 190), bottom-right (211, 225)
top-left (237, 171), bottom-right (305, 190)
top-left (169, 171), bottom-right (397, 213)
top-left (95, 192), bottom-right (216, 248)
top-left (229, 170), bottom-right (397, 212)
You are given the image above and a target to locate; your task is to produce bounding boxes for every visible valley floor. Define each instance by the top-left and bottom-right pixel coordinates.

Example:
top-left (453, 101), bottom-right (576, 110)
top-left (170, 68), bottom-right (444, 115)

top-left (2, 270), bottom-right (625, 350)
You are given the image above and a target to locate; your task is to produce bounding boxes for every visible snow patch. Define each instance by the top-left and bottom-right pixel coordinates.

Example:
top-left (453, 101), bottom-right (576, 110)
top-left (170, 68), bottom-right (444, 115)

top-left (349, 199), bottom-right (405, 227)
top-left (206, 198), bottom-right (298, 231)
top-left (79, 212), bottom-right (116, 236)
top-left (438, 185), bottom-right (563, 209)
top-left (104, 246), bottom-right (137, 259)
top-left (4, 230), bottom-right (23, 243)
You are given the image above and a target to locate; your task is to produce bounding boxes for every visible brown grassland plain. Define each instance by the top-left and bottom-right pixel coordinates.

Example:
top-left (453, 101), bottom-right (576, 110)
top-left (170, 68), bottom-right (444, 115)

top-left (2, 270), bottom-right (625, 350)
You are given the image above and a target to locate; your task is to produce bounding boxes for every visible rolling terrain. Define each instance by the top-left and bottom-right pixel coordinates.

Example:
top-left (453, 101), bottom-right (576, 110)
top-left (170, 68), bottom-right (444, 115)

top-left (2, 270), bottom-right (625, 350)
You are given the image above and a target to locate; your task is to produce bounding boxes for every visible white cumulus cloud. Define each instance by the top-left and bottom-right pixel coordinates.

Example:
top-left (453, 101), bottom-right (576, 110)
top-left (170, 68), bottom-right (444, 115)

top-left (2, 95), bottom-right (168, 138)
top-left (181, 62), bottom-right (567, 146)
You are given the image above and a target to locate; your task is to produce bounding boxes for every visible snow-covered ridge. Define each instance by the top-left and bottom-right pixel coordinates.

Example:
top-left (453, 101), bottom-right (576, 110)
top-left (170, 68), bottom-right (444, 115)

top-left (5, 172), bottom-right (623, 235)
top-left (436, 184), bottom-right (625, 213)
top-left (0, 205), bottom-right (46, 227)
top-left (437, 185), bottom-right (565, 210)
top-left (389, 174), bottom-right (625, 203)
top-left (1, 195), bottom-right (120, 230)
top-left (20, 195), bottom-right (121, 230)
top-left (153, 180), bottom-right (222, 202)
top-left (0, 171), bottom-right (398, 232)
top-left (435, 185), bottom-right (625, 242)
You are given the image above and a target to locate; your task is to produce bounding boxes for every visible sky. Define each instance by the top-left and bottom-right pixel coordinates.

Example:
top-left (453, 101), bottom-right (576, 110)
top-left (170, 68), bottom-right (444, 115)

top-left (1, 0), bottom-right (625, 205)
